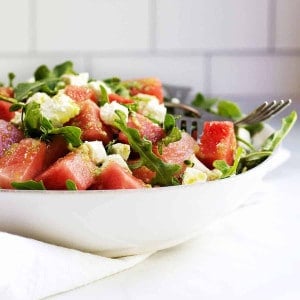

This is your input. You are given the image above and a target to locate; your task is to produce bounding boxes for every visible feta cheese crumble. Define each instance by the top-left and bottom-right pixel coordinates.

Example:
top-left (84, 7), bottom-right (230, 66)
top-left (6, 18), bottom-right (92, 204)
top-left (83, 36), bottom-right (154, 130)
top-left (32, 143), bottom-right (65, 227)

top-left (110, 143), bottom-right (131, 161)
top-left (100, 101), bottom-right (129, 126)
top-left (80, 141), bottom-right (107, 164)
top-left (27, 92), bottom-right (80, 127)
top-left (182, 167), bottom-right (207, 185)
top-left (61, 72), bottom-right (89, 86)
top-left (101, 154), bottom-right (130, 171)
top-left (88, 80), bottom-right (112, 96)
top-left (134, 93), bottom-right (166, 123)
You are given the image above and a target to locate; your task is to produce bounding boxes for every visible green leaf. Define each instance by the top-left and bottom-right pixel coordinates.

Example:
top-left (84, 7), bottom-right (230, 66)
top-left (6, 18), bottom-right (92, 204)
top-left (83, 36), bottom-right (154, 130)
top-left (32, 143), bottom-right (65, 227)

top-left (23, 101), bottom-right (45, 135)
top-left (99, 85), bottom-right (109, 106)
top-left (8, 72), bottom-right (15, 87)
top-left (66, 179), bottom-right (77, 190)
top-left (34, 65), bottom-right (51, 81)
top-left (50, 126), bottom-right (82, 148)
top-left (11, 180), bottom-right (46, 190)
top-left (191, 93), bottom-right (218, 111)
top-left (261, 110), bottom-right (297, 152)
top-left (213, 147), bottom-right (244, 178)
top-left (23, 102), bottom-right (82, 147)
top-left (53, 61), bottom-right (75, 77)
top-left (114, 110), bottom-right (180, 186)
top-left (14, 82), bottom-right (45, 101)
top-left (158, 114), bottom-right (182, 154)
top-left (103, 77), bottom-right (131, 98)
top-left (217, 100), bottom-right (243, 120)
top-left (244, 122), bottom-right (264, 136)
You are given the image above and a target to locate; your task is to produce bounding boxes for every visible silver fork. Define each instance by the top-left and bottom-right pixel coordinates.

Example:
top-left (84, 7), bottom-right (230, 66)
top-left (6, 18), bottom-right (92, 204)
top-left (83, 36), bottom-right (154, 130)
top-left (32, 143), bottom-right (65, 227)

top-left (165, 99), bottom-right (292, 136)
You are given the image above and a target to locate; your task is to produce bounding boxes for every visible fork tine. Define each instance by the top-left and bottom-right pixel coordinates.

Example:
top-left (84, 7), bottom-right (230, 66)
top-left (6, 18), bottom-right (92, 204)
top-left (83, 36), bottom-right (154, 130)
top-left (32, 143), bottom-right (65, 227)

top-left (234, 99), bottom-right (291, 125)
top-left (240, 100), bottom-right (277, 124)
top-left (254, 99), bottom-right (292, 123)
top-left (176, 117), bottom-right (202, 138)
top-left (234, 101), bottom-right (268, 125)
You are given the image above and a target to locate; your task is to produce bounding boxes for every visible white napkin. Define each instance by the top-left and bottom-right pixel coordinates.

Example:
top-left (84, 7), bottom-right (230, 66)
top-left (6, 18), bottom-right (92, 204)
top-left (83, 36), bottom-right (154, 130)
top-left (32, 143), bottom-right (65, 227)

top-left (0, 233), bottom-right (152, 300)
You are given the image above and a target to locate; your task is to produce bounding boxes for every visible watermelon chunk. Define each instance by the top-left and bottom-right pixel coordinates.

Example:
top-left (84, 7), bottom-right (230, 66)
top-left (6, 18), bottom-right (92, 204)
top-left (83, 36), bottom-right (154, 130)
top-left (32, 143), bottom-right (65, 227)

top-left (0, 138), bottom-right (47, 189)
top-left (0, 87), bottom-right (15, 121)
top-left (0, 120), bottom-right (24, 157)
top-left (124, 77), bottom-right (164, 103)
top-left (196, 121), bottom-right (237, 169)
top-left (36, 151), bottom-right (97, 190)
top-left (91, 161), bottom-right (145, 190)
top-left (132, 132), bottom-right (198, 183)
top-left (108, 93), bottom-right (134, 104)
top-left (65, 85), bottom-right (98, 103)
top-left (118, 113), bottom-right (165, 144)
top-left (43, 136), bottom-right (69, 170)
top-left (68, 99), bottom-right (113, 144)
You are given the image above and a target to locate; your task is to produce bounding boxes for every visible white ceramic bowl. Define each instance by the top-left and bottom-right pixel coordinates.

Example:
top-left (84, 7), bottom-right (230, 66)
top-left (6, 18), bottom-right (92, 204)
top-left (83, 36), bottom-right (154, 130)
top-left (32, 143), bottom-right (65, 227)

top-left (0, 125), bottom-right (283, 257)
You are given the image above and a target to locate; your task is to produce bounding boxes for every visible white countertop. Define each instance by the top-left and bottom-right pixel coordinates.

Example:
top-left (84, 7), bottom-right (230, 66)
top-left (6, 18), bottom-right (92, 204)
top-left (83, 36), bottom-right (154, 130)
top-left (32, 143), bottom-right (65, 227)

top-left (51, 104), bottom-right (300, 300)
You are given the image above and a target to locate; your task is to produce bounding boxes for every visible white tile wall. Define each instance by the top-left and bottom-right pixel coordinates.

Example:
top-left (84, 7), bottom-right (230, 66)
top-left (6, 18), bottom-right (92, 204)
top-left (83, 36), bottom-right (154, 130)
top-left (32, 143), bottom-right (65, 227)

top-left (211, 55), bottom-right (300, 98)
top-left (275, 0), bottom-right (300, 49)
top-left (156, 0), bottom-right (269, 50)
top-left (0, 0), bottom-right (299, 103)
top-left (0, 0), bottom-right (30, 52)
top-left (36, 0), bottom-right (150, 52)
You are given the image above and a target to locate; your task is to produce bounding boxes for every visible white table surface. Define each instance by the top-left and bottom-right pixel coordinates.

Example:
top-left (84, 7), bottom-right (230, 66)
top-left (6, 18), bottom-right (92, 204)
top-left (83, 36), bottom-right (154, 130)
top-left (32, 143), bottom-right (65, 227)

top-left (51, 103), bottom-right (300, 300)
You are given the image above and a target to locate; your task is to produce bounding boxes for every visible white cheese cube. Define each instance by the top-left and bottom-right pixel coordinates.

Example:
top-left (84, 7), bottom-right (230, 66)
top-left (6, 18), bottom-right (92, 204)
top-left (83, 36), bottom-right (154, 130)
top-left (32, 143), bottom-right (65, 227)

top-left (134, 93), bottom-right (166, 123)
top-left (61, 72), bottom-right (89, 86)
top-left (102, 154), bottom-right (130, 171)
top-left (88, 80), bottom-right (112, 96)
top-left (27, 92), bottom-right (80, 127)
top-left (110, 143), bottom-right (131, 160)
top-left (182, 167), bottom-right (207, 185)
top-left (82, 141), bottom-right (107, 164)
top-left (100, 101), bottom-right (129, 126)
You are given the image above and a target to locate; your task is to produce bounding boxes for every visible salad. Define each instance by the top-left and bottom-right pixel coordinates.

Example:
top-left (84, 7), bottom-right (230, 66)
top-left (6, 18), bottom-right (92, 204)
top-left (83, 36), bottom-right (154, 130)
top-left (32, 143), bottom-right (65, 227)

top-left (0, 61), bottom-right (297, 190)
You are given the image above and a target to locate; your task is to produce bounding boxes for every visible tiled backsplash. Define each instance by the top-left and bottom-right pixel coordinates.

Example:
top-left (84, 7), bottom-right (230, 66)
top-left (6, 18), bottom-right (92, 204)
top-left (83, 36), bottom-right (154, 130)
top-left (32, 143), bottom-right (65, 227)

top-left (0, 0), bottom-right (299, 103)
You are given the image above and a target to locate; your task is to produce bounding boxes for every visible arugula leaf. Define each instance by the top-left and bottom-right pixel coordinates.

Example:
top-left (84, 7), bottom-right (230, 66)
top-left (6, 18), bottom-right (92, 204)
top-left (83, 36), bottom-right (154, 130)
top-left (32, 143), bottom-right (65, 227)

top-left (261, 110), bottom-right (297, 152)
top-left (50, 126), bottom-right (82, 148)
top-left (217, 100), bottom-right (242, 120)
top-left (14, 81), bottom-right (46, 101)
top-left (158, 114), bottom-right (182, 154)
top-left (114, 110), bottom-right (180, 186)
top-left (0, 93), bottom-right (22, 108)
top-left (8, 72), bottom-right (15, 87)
top-left (237, 111), bottom-right (297, 172)
top-left (244, 122), bottom-right (264, 137)
top-left (11, 180), bottom-right (46, 190)
top-left (52, 61), bottom-right (75, 77)
top-left (23, 102), bottom-right (82, 147)
top-left (34, 65), bottom-right (52, 81)
top-left (99, 85), bottom-right (109, 106)
top-left (66, 179), bottom-right (77, 190)
top-left (15, 61), bottom-right (75, 101)
top-left (191, 93), bottom-right (218, 112)
top-left (103, 77), bottom-right (131, 98)
top-left (192, 94), bottom-right (242, 120)
top-left (213, 147), bottom-right (244, 178)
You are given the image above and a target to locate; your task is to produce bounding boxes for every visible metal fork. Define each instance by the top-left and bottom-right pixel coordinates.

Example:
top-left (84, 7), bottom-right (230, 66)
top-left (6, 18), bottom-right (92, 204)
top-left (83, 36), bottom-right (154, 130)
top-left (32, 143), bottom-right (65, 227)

top-left (165, 99), bottom-right (292, 136)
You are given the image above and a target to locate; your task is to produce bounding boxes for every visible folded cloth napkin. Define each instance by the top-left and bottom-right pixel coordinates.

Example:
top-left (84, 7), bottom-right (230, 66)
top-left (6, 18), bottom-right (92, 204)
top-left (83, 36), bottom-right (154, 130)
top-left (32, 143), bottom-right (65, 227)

top-left (0, 148), bottom-right (290, 300)
top-left (0, 233), bottom-right (152, 300)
